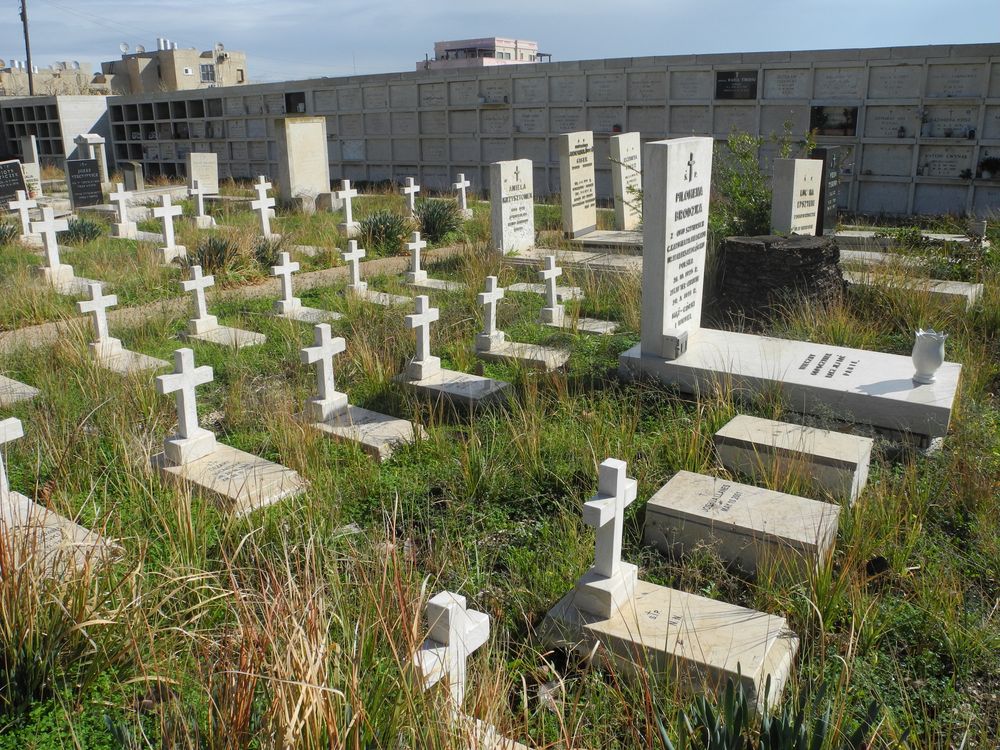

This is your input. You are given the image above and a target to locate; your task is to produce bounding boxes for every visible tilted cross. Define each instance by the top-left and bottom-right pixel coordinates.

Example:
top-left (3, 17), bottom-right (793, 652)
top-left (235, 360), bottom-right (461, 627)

top-left (76, 281), bottom-right (117, 342)
top-left (335, 179), bottom-right (359, 225)
top-left (538, 255), bottom-right (563, 308)
top-left (452, 173), bottom-right (471, 212)
top-left (271, 251), bottom-right (300, 304)
top-left (583, 458), bottom-right (637, 578)
top-left (407, 231), bottom-right (427, 275)
top-left (341, 240), bottom-right (366, 287)
top-left (401, 177), bottom-right (420, 216)
top-left (30, 206), bottom-right (69, 270)
top-left (405, 295), bottom-right (439, 362)
top-left (189, 179), bottom-right (209, 218)
top-left (181, 265), bottom-right (215, 320)
top-left (413, 591), bottom-right (490, 707)
top-left (0, 417), bottom-right (25, 501)
top-left (8, 190), bottom-right (37, 234)
top-left (478, 276), bottom-right (505, 336)
top-left (251, 177), bottom-right (276, 236)
top-left (152, 194), bottom-right (183, 248)
top-left (109, 183), bottom-right (132, 224)
top-left (300, 323), bottom-right (346, 403)
top-left (155, 348), bottom-right (213, 440)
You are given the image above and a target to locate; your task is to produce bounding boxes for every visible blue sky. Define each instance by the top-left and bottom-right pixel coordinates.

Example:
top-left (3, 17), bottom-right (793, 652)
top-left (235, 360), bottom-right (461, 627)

top-left (2, 0), bottom-right (998, 83)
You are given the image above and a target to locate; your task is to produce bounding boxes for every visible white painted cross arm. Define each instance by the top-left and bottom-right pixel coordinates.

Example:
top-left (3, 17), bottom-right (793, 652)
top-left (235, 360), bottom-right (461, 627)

top-left (583, 458), bottom-right (637, 579)
top-left (412, 591), bottom-right (490, 707)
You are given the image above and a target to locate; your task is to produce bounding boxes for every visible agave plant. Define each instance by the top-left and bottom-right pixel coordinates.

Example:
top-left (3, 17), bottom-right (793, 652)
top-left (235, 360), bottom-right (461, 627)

top-left (64, 217), bottom-right (105, 244)
top-left (359, 209), bottom-right (412, 257)
top-left (189, 235), bottom-right (241, 274)
top-left (0, 222), bottom-right (18, 245)
top-left (415, 199), bottom-right (462, 243)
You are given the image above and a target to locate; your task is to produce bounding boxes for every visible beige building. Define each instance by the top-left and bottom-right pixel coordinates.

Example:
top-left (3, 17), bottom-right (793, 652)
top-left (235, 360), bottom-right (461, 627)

top-left (418, 38), bottom-right (550, 71)
top-left (0, 61), bottom-right (101, 96)
top-left (99, 40), bottom-right (248, 95)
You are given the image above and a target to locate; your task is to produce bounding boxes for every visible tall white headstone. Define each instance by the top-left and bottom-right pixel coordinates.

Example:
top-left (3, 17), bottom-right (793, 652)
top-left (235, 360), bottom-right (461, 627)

top-left (188, 179), bottom-right (216, 229)
top-left (490, 159), bottom-right (534, 255)
top-left (186, 152), bottom-right (219, 195)
top-left (152, 193), bottom-right (186, 263)
top-left (402, 177), bottom-right (420, 218)
top-left (610, 133), bottom-right (642, 231)
top-left (275, 116), bottom-right (332, 208)
top-left (405, 231), bottom-right (428, 284)
top-left (334, 179), bottom-right (360, 237)
top-left (558, 131), bottom-right (597, 238)
top-left (8, 190), bottom-right (38, 240)
top-left (252, 177), bottom-right (277, 239)
top-left (109, 183), bottom-right (138, 239)
top-left (30, 206), bottom-right (72, 285)
top-left (155, 348), bottom-right (216, 465)
top-left (300, 323), bottom-right (348, 422)
top-left (771, 158), bottom-right (823, 236)
top-left (405, 295), bottom-right (440, 379)
top-left (453, 173), bottom-right (473, 219)
top-left (341, 240), bottom-right (367, 293)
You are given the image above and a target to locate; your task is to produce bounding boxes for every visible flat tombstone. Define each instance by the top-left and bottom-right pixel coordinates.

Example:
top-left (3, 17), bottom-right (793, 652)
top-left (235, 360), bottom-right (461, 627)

top-left (66, 159), bottom-right (103, 208)
top-left (490, 158), bottom-right (534, 254)
top-left (771, 158), bottom-right (822, 236)
top-left (640, 137), bottom-right (713, 359)
top-left (122, 160), bottom-right (145, 192)
top-left (274, 116), bottom-right (331, 203)
top-left (809, 146), bottom-right (845, 236)
top-left (610, 133), bottom-right (642, 231)
top-left (714, 415), bottom-right (873, 503)
top-left (0, 159), bottom-right (28, 202)
top-left (186, 152), bottom-right (219, 195)
top-left (559, 131), bottom-right (597, 238)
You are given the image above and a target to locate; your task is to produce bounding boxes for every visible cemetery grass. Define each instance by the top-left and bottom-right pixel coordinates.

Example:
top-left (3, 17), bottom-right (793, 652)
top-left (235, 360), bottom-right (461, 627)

top-left (0, 224), bottom-right (998, 747)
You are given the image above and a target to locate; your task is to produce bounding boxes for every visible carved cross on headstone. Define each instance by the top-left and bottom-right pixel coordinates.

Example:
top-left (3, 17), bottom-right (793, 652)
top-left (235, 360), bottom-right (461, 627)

top-left (8, 190), bottom-right (37, 235)
top-left (152, 193), bottom-right (183, 250)
top-left (181, 264), bottom-right (215, 321)
top-left (583, 458), bottom-right (637, 579)
top-left (341, 240), bottom-right (367, 290)
top-left (109, 183), bottom-right (132, 224)
top-left (452, 173), bottom-right (471, 213)
top-left (406, 294), bottom-right (439, 365)
top-left (401, 177), bottom-right (420, 217)
top-left (412, 591), bottom-right (490, 707)
top-left (685, 153), bottom-right (696, 182)
top-left (77, 281), bottom-right (117, 343)
top-left (478, 276), bottom-right (505, 338)
top-left (155, 348), bottom-right (213, 441)
top-left (539, 255), bottom-right (563, 309)
top-left (189, 179), bottom-right (209, 219)
top-left (335, 179), bottom-right (359, 225)
top-left (0, 417), bottom-right (25, 502)
top-left (30, 206), bottom-right (69, 271)
top-left (300, 323), bottom-right (347, 421)
top-left (271, 251), bottom-right (300, 306)
top-left (251, 176), bottom-right (276, 238)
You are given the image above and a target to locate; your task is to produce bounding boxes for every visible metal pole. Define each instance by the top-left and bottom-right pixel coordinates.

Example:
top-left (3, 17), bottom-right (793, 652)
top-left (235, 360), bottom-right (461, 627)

top-left (20, 0), bottom-right (34, 95)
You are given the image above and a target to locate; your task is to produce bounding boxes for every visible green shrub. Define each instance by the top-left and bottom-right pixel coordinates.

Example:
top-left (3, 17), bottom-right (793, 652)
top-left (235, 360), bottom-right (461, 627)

top-left (189, 235), bottom-right (241, 274)
top-left (0, 222), bottom-right (18, 245)
top-left (253, 235), bottom-right (284, 269)
top-left (63, 217), bottom-right (104, 244)
top-left (710, 133), bottom-right (772, 239)
top-left (359, 209), bottom-right (412, 256)
top-left (415, 199), bottom-right (462, 243)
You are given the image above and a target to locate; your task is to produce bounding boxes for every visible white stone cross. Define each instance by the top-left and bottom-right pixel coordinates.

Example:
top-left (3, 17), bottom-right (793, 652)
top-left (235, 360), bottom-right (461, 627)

top-left (271, 251), bottom-right (300, 306)
top-left (300, 323), bottom-right (347, 421)
top-left (252, 176), bottom-right (276, 238)
top-left (30, 206), bottom-right (69, 271)
top-left (77, 281), bottom-right (117, 342)
top-left (413, 591), bottom-right (490, 707)
top-left (401, 177), bottom-right (420, 217)
top-left (189, 179), bottom-right (209, 218)
top-left (539, 255), bottom-right (563, 309)
top-left (583, 458), bottom-right (638, 579)
top-left (0, 417), bottom-right (25, 501)
top-left (406, 295), bottom-right (439, 364)
top-left (334, 179), bottom-right (359, 225)
top-left (8, 190), bottom-right (37, 235)
top-left (156, 348), bottom-right (213, 441)
top-left (478, 276), bottom-right (505, 337)
top-left (152, 193), bottom-right (183, 249)
top-left (109, 183), bottom-right (132, 224)
top-left (407, 231), bottom-right (428, 277)
top-left (452, 173), bottom-right (471, 213)
top-left (182, 265), bottom-right (215, 321)
top-left (341, 240), bottom-right (367, 290)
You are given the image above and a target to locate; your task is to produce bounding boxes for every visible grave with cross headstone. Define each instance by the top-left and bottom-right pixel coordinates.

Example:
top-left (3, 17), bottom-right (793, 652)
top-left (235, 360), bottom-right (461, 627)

top-left (76, 282), bottom-right (168, 373)
top-left (396, 295), bottom-right (511, 408)
top-left (65, 158), bottom-right (103, 209)
top-left (275, 116), bottom-right (333, 214)
top-left (252, 176), bottom-right (278, 239)
top-left (181, 265), bottom-right (267, 349)
top-left (618, 137), bottom-right (962, 448)
top-left (490, 159), bottom-right (534, 255)
top-left (270, 251), bottom-right (342, 323)
top-left (569, 132), bottom-right (645, 252)
top-left (340, 241), bottom-right (411, 307)
top-left (538, 255), bottom-right (617, 335)
top-left (474, 276), bottom-right (570, 372)
top-left (558, 131), bottom-right (598, 239)
top-left (1, 417), bottom-right (114, 578)
top-left (18, 134), bottom-right (41, 197)
top-left (301, 324), bottom-right (425, 461)
top-left (7, 189), bottom-right (40, 245)
top-left (334, 179), bottom-right (360, 237)
top-left (30, 206), bottom-right (97, 295)
top-left (186, 152), bottom-right (219, 196)
top-left (188, 179), bottom-right (216, 229)
top-left (401, 177), bottom-right (420, 219)
top-left (0, 159), bottom-right (28, 204)
top-left (540, 457), bottom-right (799, 710)
top-left (152, 348), bottom-right (305, 515)
top-left (73, 133), bottom-right (110, 184)
top-left (452, 173), bottom-right (473, 220)
top-left (405, 231), bottom-right (464, 292)
top-left (0, 374), bottom-right (39, 408)
top-left (109, 183), bottom-right (139, 239)
top-left (152, 193), bottom-right (187, 263)
top-left (771, 158), bottom-right (823, 236)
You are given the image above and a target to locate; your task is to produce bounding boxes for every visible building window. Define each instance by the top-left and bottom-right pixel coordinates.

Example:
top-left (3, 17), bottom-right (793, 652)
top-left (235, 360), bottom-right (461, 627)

top-left (200, 64), bottom-right (216, 83)
top-left (236, 68), bottom-right (245, 83)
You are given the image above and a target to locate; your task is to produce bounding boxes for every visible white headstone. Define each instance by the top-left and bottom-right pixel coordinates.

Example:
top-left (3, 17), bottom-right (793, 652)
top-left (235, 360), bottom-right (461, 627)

top-left (452, 173), bottom-right (472, 219)
top-left (152, 193), bottom-right (186, 262)
top-left (405, 231), bottom-right (428, 283)
top-left (275, 116), bottom-right (331, 206)
top-left (490, 159), bottom-right (534, 254)
top-left (271, 251), bottom-right (302, 314)
top-left (610, 133), bottom-right (642, 231)
top-left (401, 177), bottom-right (421, 218)
top-left (335, 179), bottom-right (360, 236)
top-left (186, 152), bottom-right (219, 195)
top-left (476, 275), bottom-right (506, 350)
top-left (341, 240), bottom-right (367, 293)
top-left (251, 177), bottom-right (277, 238)
top-left (30, 206), bottom-right (70, 280)
top-left (300, 323), bottom-right (348, 422)
top-left (155, 348), bottom-right (216, 465)
top-left (188, 179), bottom-right (215, 228)
top-left (182, 265), bottom-right (217, 333)
top-left (109, 182), bottom-right (139, 239)
top-left (558, 131), bottom-right (597, 238)
top-left (76, 281), bottom-right (120, 353)
top-left (405, 295), bottom-right (441, 379)
top-left (8, 189), bottom-right (37, 237)
top-left (413, 591), bottom-right (490, 707)
top-left (771, 158), bottom-right (823, 236)
top-left (0, 417), bottom-right (25, 502)
top-left (538, 255), bottom-right (564, 326)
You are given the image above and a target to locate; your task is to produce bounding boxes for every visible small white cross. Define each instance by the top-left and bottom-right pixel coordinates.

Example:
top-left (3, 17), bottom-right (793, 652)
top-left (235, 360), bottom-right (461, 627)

top-left (76, 281), bottom-right (117, 343)
top-left (152, 193), bottom-right (183, 249)
top-left (478, 276), bottom-right (505, 337)
top-left (341, 240), bottom-right (366, 289)
top-left (452, 173), bottom-right (471, 212)
top-left (583, 458), bottom-right (637, 579)
top-left (334, 179), bottom-right (359, 225)
top-left (251, 176), bottom-right (276, 238)
top-left (413, 591), bottom-right (490, 707)
top-left (300, 323), bottom-right (346, 404)
top-left (271, 251), bottom-right (300, 306)
top-left (405, 295), bottom-right (439, 363)
top-left (401, 176), bottom-right (420, 217)
top-left (407, 231), bottom-right (427, 276)
top-left (181, 265), bottom-right (215, 321)
top-left (188, 179), bottom-right (209, 219)
top-left (30, 206), bottom-right (69, 271)
top-left (109, 183), bottom-right (132, 224)
top-left (0, 416), bottom-right (25, 502)
top-left (155, 348), bottom-right (213, 440)
top-left (8, 190), bottom-right (37, 235)
top-left (539, 255), bottom-right (563, 309)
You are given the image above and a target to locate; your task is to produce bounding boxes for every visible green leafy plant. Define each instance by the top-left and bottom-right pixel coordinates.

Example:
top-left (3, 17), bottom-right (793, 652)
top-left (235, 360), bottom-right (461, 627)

top-left (415, 199), bottom-right (462, 243)
top-left (359, 209), bottom-right (412, 256)
top-left (0, 222), bottom-right (18, 245)
top-left (63, 217), bottom-right (104, 244)
top-left (189, 235), bottom-right (241, 274)
top-left (252, 235), bottom-right (284, 270)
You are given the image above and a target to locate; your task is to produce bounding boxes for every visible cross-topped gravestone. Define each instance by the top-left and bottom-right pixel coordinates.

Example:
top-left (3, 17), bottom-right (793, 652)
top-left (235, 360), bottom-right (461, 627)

top-left (109, 182), bottom-right (138, 239)
top-left (271, 251), bottom-right (302, 314)
top-left (558, 131), bottom-right (598, 238)
top-left (0, 417), bottom-right (25, 502)
top-left (182, 265), bottom-right (217, 333)
top-left (335, 179), bottom-right (360, 237)
top-left (401, 177), bottom-right (420, 218)
top-left (188, 179), bottom-right (216, 228)
top-left (413, 591), bottom-right (490, 707)
top-left (538, 255), bottom-right (565, 326)
top-left (252, 176), bottom-right (276, 238)
top-left (77, 281), bottom-right (119, 353)
top-left (342, 240), bottom-right (367, 293)
top-left (453, 173), bottom-right (472, 219)
top-left (8, 189), bottom-right (37, 238)
top-left (405, 231), bottom-right (428, 283)
top-left (300, 323), bottom-right (348, 422)
top-left (476, 276), bottom-right (506, 350)
top-left (155, 348), bottom-right (216, 465)
top-left (490, 159), bottom-right (534, 255)
top-left (152, 193), bottom-right (186, 263)
top-left (405, 295), bottom-right (441, 379)
top-left (30, 206), bottom-right (72, 283)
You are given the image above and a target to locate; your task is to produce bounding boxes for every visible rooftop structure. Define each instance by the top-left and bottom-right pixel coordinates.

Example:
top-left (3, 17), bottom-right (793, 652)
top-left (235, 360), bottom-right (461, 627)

top-left (418, 37), bottom-right (550, 71)
top-left (98, 40), bottom-right (248, 95)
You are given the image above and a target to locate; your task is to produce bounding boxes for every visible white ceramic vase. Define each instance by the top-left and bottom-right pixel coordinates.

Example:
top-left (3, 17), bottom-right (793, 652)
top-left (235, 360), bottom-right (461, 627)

top-left (912, 329), bottom-right (947, 384)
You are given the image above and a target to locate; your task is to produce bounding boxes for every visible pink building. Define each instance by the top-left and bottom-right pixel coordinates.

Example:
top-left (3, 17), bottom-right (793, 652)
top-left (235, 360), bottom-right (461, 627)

top-left (417, 38), bottom-right (550, 71)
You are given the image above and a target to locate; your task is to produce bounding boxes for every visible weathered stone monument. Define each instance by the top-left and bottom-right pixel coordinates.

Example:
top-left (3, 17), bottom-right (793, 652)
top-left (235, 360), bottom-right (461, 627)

top-left (490, 159), bottom-right (534, 254)
top-left (109, 183), bottom-right (138, 239)
top-left (558, 131), bottom-right (597, 238)
top-left (73, 133), bottom-right (109, 184)
top-left (771, 158), bottom-right (823, 236)
top-left (610, 132), bottom-right (642, 231)
top-left (270, 251), bottom-right (341, 323)
top-left (275, 116), bottom-right (333, 211)
top-left (121, 161), bottom-right (145, 193)
top-left (0, 159), bottom-right (28, 203)
top-left (152, 193), bottom-right (186, 263)
top-left (18, 134), bottom-right (41, 197)
top-left (181, 265), bottom-right (266, 348)
top-left (186, 152), bottom-right (219, 196)
top-left (474, 276), bottom-right (569, 371)
top-left (65, 158), bottom-right (103, 209)
top-left (76, 282), bottom-right (168, 374)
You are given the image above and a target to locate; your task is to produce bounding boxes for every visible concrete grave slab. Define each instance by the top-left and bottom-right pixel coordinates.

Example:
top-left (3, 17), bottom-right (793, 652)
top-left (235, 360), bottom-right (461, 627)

top-left (312, 405), bottom-right (426, 462)
top-left (0, 376), bottom-right (40, 406)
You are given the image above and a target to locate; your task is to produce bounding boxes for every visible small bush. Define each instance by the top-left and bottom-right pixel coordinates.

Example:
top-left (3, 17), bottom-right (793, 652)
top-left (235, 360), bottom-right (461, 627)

top-left (190, 235), bottom-right (242, 274)
top-left (64, 217), bottom-right (104, 245)
top-left (253, 235), bottom-right (284, 269)
top-left (415, 199), bottom-right (462, 243)
top-left (359, 209), bottom-right (412, 256)
top-left (0, 222), bottom-right (18, 245)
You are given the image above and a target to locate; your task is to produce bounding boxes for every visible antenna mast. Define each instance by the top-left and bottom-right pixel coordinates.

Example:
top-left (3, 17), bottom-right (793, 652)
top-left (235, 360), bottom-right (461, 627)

top-left (20, 0), bottom-right (34, 95)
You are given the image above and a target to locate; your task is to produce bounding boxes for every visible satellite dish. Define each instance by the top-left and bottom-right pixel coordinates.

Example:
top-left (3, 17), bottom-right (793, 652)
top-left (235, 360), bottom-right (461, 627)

top-left (135, 44), bottom-right (145, 53)
top-left (53, 61), bottom-right (64, 70)
top-left (119, 42), bottom-right (129, 53)
top-left (71, 60), bottom-right (80, 70)
top-left (215, 42), bottom-right (224, 51)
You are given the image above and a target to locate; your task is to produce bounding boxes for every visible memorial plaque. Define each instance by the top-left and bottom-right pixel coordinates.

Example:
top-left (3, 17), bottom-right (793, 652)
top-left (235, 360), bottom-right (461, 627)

top-left (588, 107), bottom-right (623, 133)
top-left (449, 80), bottom-right (478, 106)
top-left (514, 77), bottom-right (546, 104)
top-left (514, 109), bottom-right (546, 133)
top-left (559, 131), bottom-right (597, 237)
top-left (449, 110), bottom-right (477, 134)
top-left (861, 144), bottom-right (913, 177)
top-left (363, 86), bottom-right (387, 109)
top-left (926, 64), bottom-right (984, 98)
top-left (314, 90), bottom-right (337, 113)
top-left (917, 146), bottom-right (972, 178)
top-left (714, 106), bottom-right (756, 134)
top-left (490, 158), bottom-right (534, 254)
top-left (771, 158), bottom-right (822, 236)
top-left (863, 107), bottom-right (910, 138)
top-left (610, 132), bottom-right (642, 231)
top-left (365, 112), bottom-right (389, 135)
top-left (628, 106), bottom-right (665, 132)
top-left (715, 70), bottom-right (758, 100)
top-left (420, 110), bottom-right (447, 134)
top-left (551, 108), bottom-right (585, 133)
top-left (481, 79), bottom-right (511, 102)
top-left (628, 71), bottom-right (666, 100)
top-left (923, 105), bottom-right (977, 138)
top-left (186, 152), bottom-right (219, 194)
top-left (389, 84), bottom-right (418, 108)
top-left (481, 110), bottom-right (511, 135)
top-left (66, 159), bottom-right (102, 208)
top-left (275, 116), bottom-right (331, 202)
top-left (337, 88), bottom-right (362, 111)
top-left (763, 69), bottom-right (809, 99)
top-left (670, 70), bottom-right (713, 100)
top-left (419, 83), bottom-right (446, 107)
top-left (809, 146), bottom-right (845, 235)
top-left (588, 73), bottom-right (625, 102)
top-left (813, 67), bottom-right (864, 99)
top-left (391, 111), bottom-right (418, 136)
top-left (868, 65), bottom-right (922, 99)
top-left (550, 75), bottom-right (586, 103)
top-left (670, 106), bottom-right (710, 134)
top-left (0, 159), bottom-right (28, 201)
